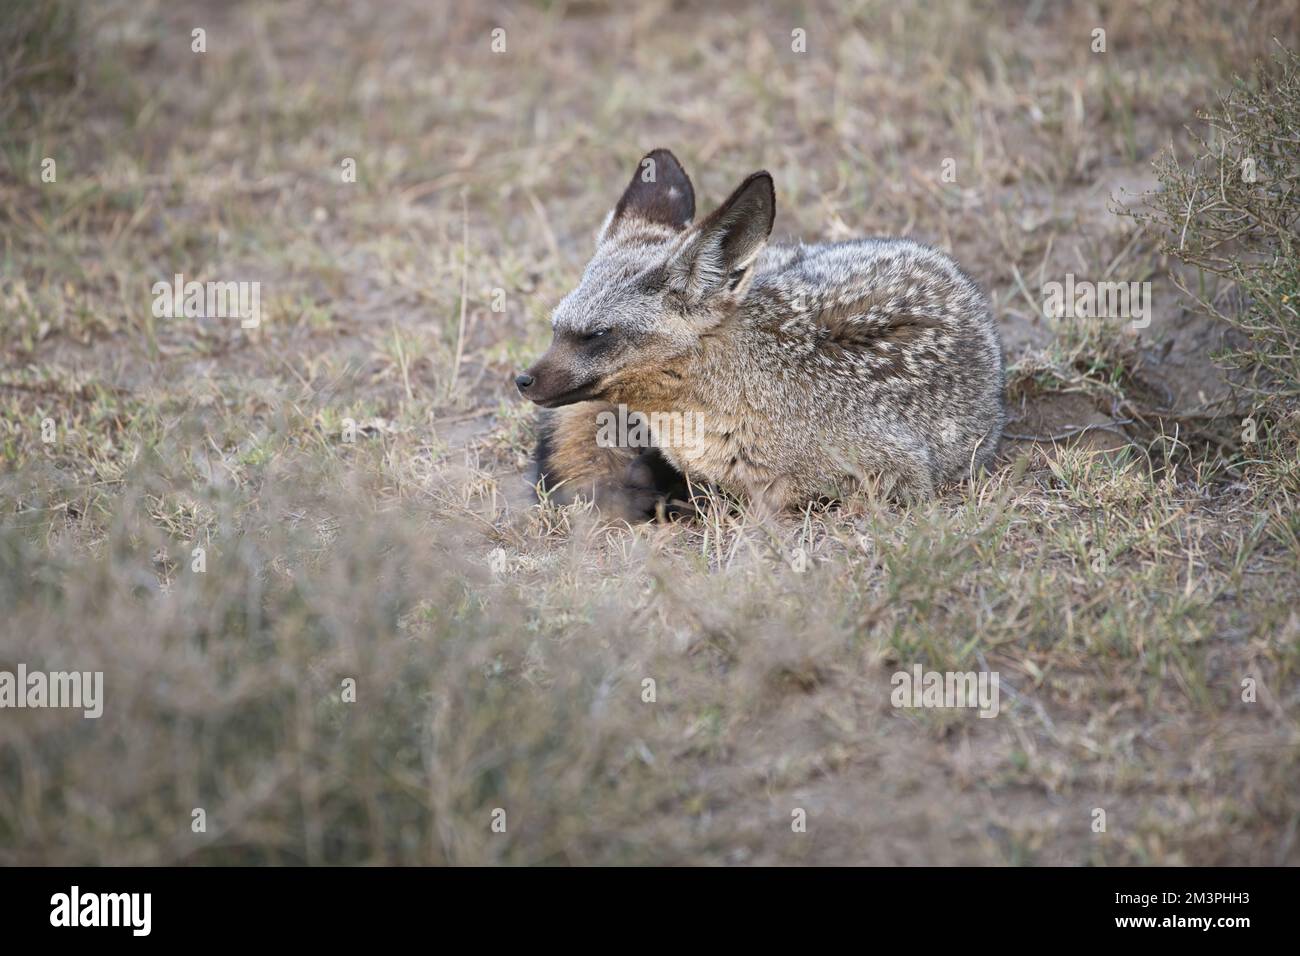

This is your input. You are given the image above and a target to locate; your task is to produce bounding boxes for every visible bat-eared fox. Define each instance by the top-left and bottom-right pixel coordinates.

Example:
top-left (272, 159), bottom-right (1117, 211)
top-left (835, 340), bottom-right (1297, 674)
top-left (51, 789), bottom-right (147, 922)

top-left (516, 149), bottom-right (1004, 519)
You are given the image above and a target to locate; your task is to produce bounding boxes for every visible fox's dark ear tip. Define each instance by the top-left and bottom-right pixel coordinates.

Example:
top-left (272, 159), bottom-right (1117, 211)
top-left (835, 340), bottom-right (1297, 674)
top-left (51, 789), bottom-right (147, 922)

top-left (644, 147), bottom-right (685, 169)
top-left (613, 148), bottom-right (695, 231)
top-left (745, 171), bottom-right (776, 206)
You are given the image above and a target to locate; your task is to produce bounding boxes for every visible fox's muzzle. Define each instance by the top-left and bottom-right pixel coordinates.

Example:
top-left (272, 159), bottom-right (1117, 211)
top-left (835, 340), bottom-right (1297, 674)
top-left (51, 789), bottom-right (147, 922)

top-left (515, 352), bottom-right (601, 408)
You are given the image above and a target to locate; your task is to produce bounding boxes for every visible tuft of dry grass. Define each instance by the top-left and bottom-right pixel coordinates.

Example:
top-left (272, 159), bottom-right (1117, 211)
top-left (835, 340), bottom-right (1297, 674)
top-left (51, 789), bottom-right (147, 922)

top-left (1, 0), bottom-right (1298, 866)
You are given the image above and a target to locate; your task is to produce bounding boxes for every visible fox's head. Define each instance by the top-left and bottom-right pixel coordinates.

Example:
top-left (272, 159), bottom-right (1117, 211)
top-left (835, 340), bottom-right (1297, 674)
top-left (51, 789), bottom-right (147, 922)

top-left (516, 149), bottom-right (774, 407)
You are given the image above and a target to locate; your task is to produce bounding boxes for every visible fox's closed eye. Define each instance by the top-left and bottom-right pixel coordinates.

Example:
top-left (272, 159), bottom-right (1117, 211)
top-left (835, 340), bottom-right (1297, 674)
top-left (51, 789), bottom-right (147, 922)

top-left (585, 328), bottom-right (611, 340)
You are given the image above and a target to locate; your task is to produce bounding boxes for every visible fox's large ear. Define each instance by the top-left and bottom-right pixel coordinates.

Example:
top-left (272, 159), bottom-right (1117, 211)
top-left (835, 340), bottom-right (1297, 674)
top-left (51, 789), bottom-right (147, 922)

top-left (666, 171), bottom-right (774, 304)
top-left (598, 148), bottom-right (695, 242)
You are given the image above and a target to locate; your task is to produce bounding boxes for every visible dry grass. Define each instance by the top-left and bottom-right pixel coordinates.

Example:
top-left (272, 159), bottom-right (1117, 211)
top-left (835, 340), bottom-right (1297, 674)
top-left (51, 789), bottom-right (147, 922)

top-left (1, 0), bottom-right (1298, 865)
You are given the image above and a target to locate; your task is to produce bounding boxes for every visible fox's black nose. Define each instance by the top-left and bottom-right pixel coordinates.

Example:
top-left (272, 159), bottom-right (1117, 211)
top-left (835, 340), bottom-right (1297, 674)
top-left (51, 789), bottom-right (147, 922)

top-left (515, 373), bottom-right (535, 391)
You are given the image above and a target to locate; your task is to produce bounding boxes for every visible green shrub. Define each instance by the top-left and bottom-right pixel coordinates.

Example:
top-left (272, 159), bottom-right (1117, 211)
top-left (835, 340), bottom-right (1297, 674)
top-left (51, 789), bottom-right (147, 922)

top-left (1130, 45), bottom-right (1300, 493)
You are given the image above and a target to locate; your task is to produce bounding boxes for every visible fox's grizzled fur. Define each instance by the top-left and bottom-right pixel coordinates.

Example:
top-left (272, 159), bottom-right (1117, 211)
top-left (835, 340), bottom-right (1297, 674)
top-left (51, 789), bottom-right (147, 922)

top-left (518, 149), bottom-right (1004, 516)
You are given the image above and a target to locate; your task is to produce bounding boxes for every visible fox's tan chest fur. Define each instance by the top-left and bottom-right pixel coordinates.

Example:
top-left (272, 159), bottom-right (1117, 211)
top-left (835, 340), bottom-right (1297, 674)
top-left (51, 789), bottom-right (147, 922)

top-left (608, 342), bottom-right (791, 505)
top-left (662, 406), bottom-right (772, 495)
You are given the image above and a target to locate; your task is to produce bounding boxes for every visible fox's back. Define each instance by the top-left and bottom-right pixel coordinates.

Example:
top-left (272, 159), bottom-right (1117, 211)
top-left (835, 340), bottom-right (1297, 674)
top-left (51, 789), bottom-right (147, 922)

top-left (681, 237), bottom-right (1004, 496)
